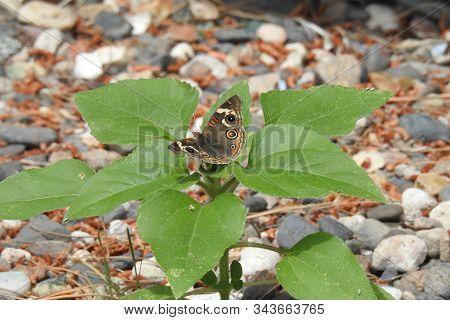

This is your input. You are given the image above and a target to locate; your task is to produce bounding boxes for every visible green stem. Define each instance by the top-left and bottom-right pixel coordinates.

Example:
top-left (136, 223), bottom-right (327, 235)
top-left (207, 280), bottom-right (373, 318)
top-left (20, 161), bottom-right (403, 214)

top-left (220, 176), bottom-right (240, 194)
top-left (229, 242), bottom-right (285, 255)
top-left (218, 248), bottom-right (231, 300)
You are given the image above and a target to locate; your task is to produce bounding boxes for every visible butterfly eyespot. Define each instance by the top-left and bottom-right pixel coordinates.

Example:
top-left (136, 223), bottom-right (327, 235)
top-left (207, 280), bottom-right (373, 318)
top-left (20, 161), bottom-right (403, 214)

top-left (226, 114), bottom-right (236, 123)
top-left (185, 147), bottom-right (195, 154)
top-left (201, 152), bottom-right (210, 158)
top-left (226, 130), bottom-right (238, 139)
top-left (230, 144), bottom-right (236, 150)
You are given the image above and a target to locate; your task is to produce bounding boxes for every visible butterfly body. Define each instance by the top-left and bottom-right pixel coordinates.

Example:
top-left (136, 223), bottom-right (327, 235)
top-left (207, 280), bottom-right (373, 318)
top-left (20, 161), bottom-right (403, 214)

top-left (168, 95), bottom-right (245, 164)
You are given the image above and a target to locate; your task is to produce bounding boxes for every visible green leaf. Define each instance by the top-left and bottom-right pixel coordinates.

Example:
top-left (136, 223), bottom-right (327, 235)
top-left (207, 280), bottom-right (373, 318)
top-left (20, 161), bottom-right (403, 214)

top-left (234, 124), bottom-right (385, 202)
top-left (370, 282), bottom-right (395, 300)
top-left (230, 260), bottom-right (243, 282)
top-left (75, 78), bottom-right (199, 144)
top-left (121, 286), bottom-right (175, 300)
top-left (202, 80), bottom-right (251, 129)
top-left (277, 232), bottom-right (376, 300)
top-left (0, 160), bottom-right (94, 220)
top-left (260, 86), bottom-right (392, 136)
top-left (65, 142), bottom-right (200, 220)
top-left (201, 270), bottom-right (218, 286)
top-left (137, 191), bottom-right (246, 298)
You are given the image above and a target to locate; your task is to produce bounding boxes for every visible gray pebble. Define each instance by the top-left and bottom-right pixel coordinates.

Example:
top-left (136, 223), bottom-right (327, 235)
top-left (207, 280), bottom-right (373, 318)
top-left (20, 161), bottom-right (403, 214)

top-left (94, 11), bottom-right (132, 40)
top-left (0, 161), bottom-right (23, 181)
top-left (366, 204), bottom-right (403, 222)
top-left (277, 214), bottom-right (318, 250)
top-left (318, 216), bottom-right (353, 240)
top-left (14, 214), bottom-right (71, 243)
top-left (399, 113), bottom-right (449, 142)
top-left (0, 126), bottom-right (57, 147)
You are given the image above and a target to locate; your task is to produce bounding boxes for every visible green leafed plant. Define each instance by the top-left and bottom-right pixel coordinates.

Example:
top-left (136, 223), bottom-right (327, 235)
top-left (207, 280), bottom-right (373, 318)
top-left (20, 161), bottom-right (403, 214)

top-left (0, 78), bottom-right (393, 300)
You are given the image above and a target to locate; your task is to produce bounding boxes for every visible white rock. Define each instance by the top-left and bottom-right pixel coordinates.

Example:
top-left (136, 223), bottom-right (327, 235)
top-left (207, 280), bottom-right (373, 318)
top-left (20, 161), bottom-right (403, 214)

top-left (0, 220), bottom-right (22, 229)
top-left (0, 271), bottom-right (31, 297)
top-left (170, 42), bottom-right (195, 60)
top-left (108, 220), bottom-right (133, 238)
top-left (417, 228), bottom-right (447, 258)
top-left (0, 0), bottom-right (23, 13)
top-left (179, 54), bottom-right (228, 79)
top-left (316, 54), bottom-right (361, 86)
top-left (380, 285), bottom-right (402, 300)
top-left (33, 28), bottom-right (63, 54)
top-left (248, 72), bottom-right (280, 95)
top-left (239, 238), bottom-right (281, 276)
top-left (71, 231), bottom-right (94, 245)
top-left (133, 258), bottom-right (166, 282)
top-left (73, 52), bottom-right (103, 80)
top-left (297, 70), bottom-right (315, 85)
top-left (372, 235), bottom-right (427, 272)
top-left (429, 201), bottom-right (450, 230)
top-left (70, 249), bottom-right (92, 263)
top-left (395, 164), bottom-right (420, 179)
top-left (256, 23), bottom-right (287, 44)
top-left (353, 150), bottom-right (386, 172)
top-left (95, 46), bottom-right (127, 66)
top-left (188, 0), bottom-right (219, 21)
top-left (259, 53), bottom-right (276, 66)
top-left (18, 1), bottom-right (77, 30)
top-left (280, 50), bottom-right (304, 69)
top-left (1, 248), bottom-right (31, 264)
top-left (402, 188), bottom-right (437, 221)
top-left (366, 4), bottom-right (399, 32)
top-left (124, 13), bottom-right (151, 35)
top-left (187, 292), bottom-right (221, 300)
top-left (81, 149), bottom-right (121, 170)
top-left (338, 215), bottom-right (366, 232)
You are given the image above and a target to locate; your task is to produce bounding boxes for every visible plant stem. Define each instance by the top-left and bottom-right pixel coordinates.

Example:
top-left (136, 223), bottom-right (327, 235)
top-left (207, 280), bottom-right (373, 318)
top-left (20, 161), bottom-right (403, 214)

top-left (220, 176), bottom-right (240, 194)
top-left (180, 287), bottom-right (219, 299)
top-left (229, 242), bottom-right (285, 255)
top-left (218, 248), bottom-right (231, 300)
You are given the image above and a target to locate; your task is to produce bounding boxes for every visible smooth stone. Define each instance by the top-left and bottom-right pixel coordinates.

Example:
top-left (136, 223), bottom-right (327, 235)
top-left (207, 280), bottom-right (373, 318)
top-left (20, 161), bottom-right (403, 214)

top-left (399, 113), bottom-right (448, 142)
top-left (214, 29), bottom-right (256, 43)
top-left (380, 268), bottom-right (399, 280)
top-left (94, 11), bottom-right (132, 40)
top-left (283, 19), bottom-right (310, 42)
top-left (440, 233), bottom-right (450, 262)
top-left (0, 144), bottom-right (25, 156)
top-left (135, 34), bottom-right (170, 67)
top-left (108, 220), bottom-right (133, 239)
top-left (280, 43), bottom-right (307, 69)
top-left (416, 173), bottom-right (449, 196)
top-left (256, 23), bottom-right (287, 44)
top-left (316, 54), bottom-right (362, 86)
top-left (439, 185), bottom-right (450, 201)
top-left (6, 62), bottom-right (47, 80)
top-left (401, 188), bottom-right (437, 221)
top-left (417, 228), bottom-right (447, 258)
top-left (95, 46), bottom-right (127, 66)
top-left (179, 54), bottom-right (228, 79)
top-left (48, 150), bottom-right (73, 163)
top-left (14, 214), bottom-right (71, 243)
top-left (364, 44), bottom-right (390, 72)
top-left (32, 276), bottom-right (71, 297)
top-left (248, 72), bottom-right (280, 95)
top-left (103, 201), bottom-right (139, 224)
top-left (318, 216), bottom-right (353, 240)
top-left (240, 240), bottom-right (281, 276)
top-left (0, 257), bottom-right (10, 272)
top-left (124, 13), bottom-right (151, 36)
top-left (133, 258), bottom-right (166, 282)
top-left (110, 250), bottom-right (143, 270)
top-left (0, 35), bottom-right (22, 63)
top-left (380, 286), bottom-right (402, 300)
top-left (244, 196), bottom-right (268, 212)
top-left (395, 163), bottom-right (420, 179)
top-left (73, 52), bottom-right (104, 80)
top-left (0, 126), bottom-right (57, 147)
top-left (410, 217), bottom-right (443, 230)
top-left (339, 215), bottom-right (366, 232)
top-left (372, 235), bottom-right (427, 272)
top-left (0, 271), bottom-right (31, 298)
top-left (27, 240), bottom-right (72, 258)
top-left (366, 4), bottom-right (399, 32)
top-left (352, 150), bottom-right (386, 172)
top-left (33, 28), bottom-right (63, 54)
top-left (18, 1), bottom-right (77, 30)
top-left (354, 219), bottom-right (390, 249)
top-left (386, 64), bottom-right (425, 81)
top-left (277, 215), bottom-right (318, 250)
top-left (170, 42), bottom-right (194, 60)
top-left (1, 248), bottom-right (31, 264)
top-left (71, 231), bottom-right (94, 245)
top-left (0, 161), bottom-right (23, 181)
top-left (367, 204), bottom-right (403, 222)
top-left (81, 149), bottom-right (121, 170)
top-left (423, 265), bottom-right (450, 299)
top-left (69, 249), bottom-right (92, 264)
top-left (69, 263), bottom-right (103, 284)
top-left (393, 270), bottom-right (426, 294)
top-left (345, 239), bottom-right (363, 254)
top-left (429, 201), bottom-right (450, 230)
top-left (188, 0), bottom-right (219, 20)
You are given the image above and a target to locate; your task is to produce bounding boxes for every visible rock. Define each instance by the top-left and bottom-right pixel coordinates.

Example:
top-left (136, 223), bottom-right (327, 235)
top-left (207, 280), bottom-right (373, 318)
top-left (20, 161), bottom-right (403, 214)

top-left (399, 113), bottom-right (449, 142)
top-left (0, 144), bottom-right (25, 156)
top-left (316, 54), bottom-right (362, 86)
top-left (345, 239), bottom-right (363, 254)
top-left (353, 150), bottom-right (386, 172)
top-left (103, 201), bottom-right (139, 224)
top-left (439, 185), bottom-right (450, 201)
top-left (94, 11), bottom-right (132, 40)
top-left (318, 216), bottom-right (353, 240)
top-left (429, 202), bottom-right (450, 230)
top-left (0, 257), bottom-right (10, 272)
top-left (70, 249), bottom-right (92, 263)
top-left (73, 52), bottom-right (103, 80)
top-left (0, 34), bottom-right (22, 63)
top-left (248, 72), bottom-right (280, 95)
top-left (124, 13), bottom-right (151, 36)
top-left (0, 161), bottom-right (23, 181)
top-left (393, 270), bottom-right (426, 294)
top-left (395, 164), bottom-right (420, 179)
top-left (135, 34), bottom-right (170, 67)
top-left (372, 235), bottom-right (427, 272)
top-left (81, 149), bottom-right (121, 170)
top-left (95, 46), bottom-right (127, 66)
top-left (259, 53), bottom-right (276, 66)
top-left (380, 285), bottom-right (402, 300)
top-left (32, 276), bottom-right (71, 297)
top-left (14, 214), bottom-right (70, 242)
top-left (280, 43), bottom-right (307, 69)
top-left (415, 173), bottom-right (449, 196)
top-left (423, 265), bottom-right (450, 299)
top-left (256, 23), bottom-right (286, 44)
top-left (1, 248), bottom-right (31, 264)
top-left (214, 29), bottom-right (256, 43)
top-left (367, 204), bottom-right (403, 222)
top-left (366, 4), bottom-right (399, 32)
top-left (242, 284), bottom-right (278, 300)
top-left (277, 215), bottom-right (318, 250)
top-left (6, 62), bottom-right (47, 80)
top-left (27, 240), bottom-right (72, 258)
top-left (1, 220), bottom-right (22, 229)
top-left (417, 228), bottom-right (447, 258)
top-left (33, 28), bottom-right (63, 54)
top-left (167, 24), bottom-right (198, 42)
top-left (71, 231), bottom-right (94, 245)
top-left (240, 240), bottom-right (281, 276)
top-left (354, 219), bottom-right (390, 249)
top-left (283, 19), bottom-right (310, 42)
top-left (0, 126), bottom-right (57, 147)
top-left (189, 0), bottom-right (219, 21)
top-left (110, 250), bottom-right (142, 270)
top-left (170, 42), bottom-right (194, 60)
top-left (440, 233), bottom-right (450, 262)
top-left (339, 215), bottom-right (366, 232)
top-left (364, 44), bottom-right (390, 72)
top-left (108, 220), bottom-right (133, 239)
top-left (380, 268), bottom-right (399, 280)
top-left (411, 217), bottom-right (443, 230)
top-left (48, 150), bottom-right (73, 163)
top-left (244, 196), bottom-right (268, 212)
top-left (180, 54), bottom-right (228, 79)
top-left (0, 271), bottom-right (31, 298)
top-left (133, 258), bottom-right (166, 282)
top-left (18, 1), bottom-right (77, 30)
top-left (69, 263), bottom-right (103, 284)
top-left (402, 188), bottom-right (437, 221)
top-left (386, 64), bottom-right (425, 81)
